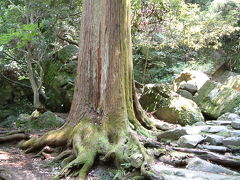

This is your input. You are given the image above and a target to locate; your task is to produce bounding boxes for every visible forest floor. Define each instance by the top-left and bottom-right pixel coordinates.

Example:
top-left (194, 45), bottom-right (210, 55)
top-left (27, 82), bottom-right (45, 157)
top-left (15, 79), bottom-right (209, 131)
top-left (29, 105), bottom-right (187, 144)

top-left (0, 129), bottom-right (60, 180)
top-left (0, 143), bottom-right (57, 180)
top-left (0, 129), bottom-right (116, 180)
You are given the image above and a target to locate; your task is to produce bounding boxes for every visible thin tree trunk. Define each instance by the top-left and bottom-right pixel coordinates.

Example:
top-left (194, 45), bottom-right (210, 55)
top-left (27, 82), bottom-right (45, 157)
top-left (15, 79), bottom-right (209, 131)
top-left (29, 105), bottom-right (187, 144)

top-left (26, 44), bottom-right (42, 109)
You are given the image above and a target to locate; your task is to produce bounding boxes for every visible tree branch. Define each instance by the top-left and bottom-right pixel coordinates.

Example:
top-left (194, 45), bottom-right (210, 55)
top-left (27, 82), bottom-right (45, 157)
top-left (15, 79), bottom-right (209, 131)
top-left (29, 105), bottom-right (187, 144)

top-left (57, 35), bottom-right (79, 46)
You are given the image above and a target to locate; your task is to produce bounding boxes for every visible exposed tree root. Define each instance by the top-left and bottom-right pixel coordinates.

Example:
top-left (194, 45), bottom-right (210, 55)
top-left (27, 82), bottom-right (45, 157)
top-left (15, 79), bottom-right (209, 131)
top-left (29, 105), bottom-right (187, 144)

top-left (0, 133), bottom-right (29, 143)
top-left (16, 114), bottom-right (162, 180)
top-left (0, 130), bottom-right (29, 143)
top-left (18, 126), bottom-right (73, 153)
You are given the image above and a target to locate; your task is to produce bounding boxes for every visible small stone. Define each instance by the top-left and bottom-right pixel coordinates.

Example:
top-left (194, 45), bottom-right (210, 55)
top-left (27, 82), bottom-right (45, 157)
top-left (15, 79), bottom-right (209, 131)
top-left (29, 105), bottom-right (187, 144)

top-left (130, 153), bottom-right (143, 168)
top-left (177, 135), bottom-right (205, 148)
top-left (231, 121), bottom-right (240, 130)
top-left (205, 134), bottom-right (224, 145)
top-left (179, 83), bottom-right (198, 95)
top-left (197, 144), bottom-right (227, 153)
top-left (222, 137), bottom-right (240, 146)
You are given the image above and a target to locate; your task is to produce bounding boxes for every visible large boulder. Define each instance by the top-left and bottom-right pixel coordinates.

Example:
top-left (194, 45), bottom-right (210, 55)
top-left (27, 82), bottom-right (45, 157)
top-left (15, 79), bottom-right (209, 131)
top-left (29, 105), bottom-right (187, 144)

top-left (155, 96), bottom-right (204, 126)
top-left (140, 84), bottom-right (204, 126)
top-left (194, 80), bottom-right (240, 119)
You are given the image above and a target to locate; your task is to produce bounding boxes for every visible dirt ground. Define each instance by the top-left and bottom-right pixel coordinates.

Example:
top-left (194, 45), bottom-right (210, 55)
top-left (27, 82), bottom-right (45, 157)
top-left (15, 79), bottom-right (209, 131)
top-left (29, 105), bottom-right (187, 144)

top-left (0, 143), bottom-right (60, 180)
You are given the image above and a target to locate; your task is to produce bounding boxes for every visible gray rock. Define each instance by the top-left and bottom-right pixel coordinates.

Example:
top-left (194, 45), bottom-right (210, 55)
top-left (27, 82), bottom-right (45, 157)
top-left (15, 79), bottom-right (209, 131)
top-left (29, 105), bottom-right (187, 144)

top-left (179, 83), bottom-right (198, 95)
top-left (152, 163), bottom-right (240, 180)
top-left (218, 113), bottom-right (240, 122)
top-left (177, 89), bottom-right (193, 100)
top-left (229, 130), bottom-right (240, 137)
top-left (231, 121), bottom-right (240, 130)
top-left (223, 137), bottom-right (240, 146)
top-left (154, 120), bottom-right (179, 131)
top-left (158, 128), bottom-right (188, 140)
top-left (205, 134), bottom-right (224, 145)
top-left (177, 135), bottom-right (204, 148)
top-left (185, 126), bottom-right (210, 134)
top-left (197, 144), bottom-right (227, 153)
top-left (186, 157), bottom-right (239, 175)
top-left (207, 126), bottom-right (228, 133)
top-left (27, 111), bottom-right (65, 129)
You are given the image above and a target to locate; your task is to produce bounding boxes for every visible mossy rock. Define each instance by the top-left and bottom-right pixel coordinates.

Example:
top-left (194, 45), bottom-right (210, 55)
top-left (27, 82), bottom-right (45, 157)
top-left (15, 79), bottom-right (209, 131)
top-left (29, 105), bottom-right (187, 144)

top-left (194, 80), bottom-right (240, 119)
top-left (27, 111), bottom-right (65, 129)
top-left (139, 83), bottom-right (172, 112)
top-left (15, 113), bottom-right (31, 128)
top-left (139, 84), bottom-right (204, 126)
top-left (0, 115), bottom-right (17, 128)
top-left (155, 96), bottom-right (204, 126)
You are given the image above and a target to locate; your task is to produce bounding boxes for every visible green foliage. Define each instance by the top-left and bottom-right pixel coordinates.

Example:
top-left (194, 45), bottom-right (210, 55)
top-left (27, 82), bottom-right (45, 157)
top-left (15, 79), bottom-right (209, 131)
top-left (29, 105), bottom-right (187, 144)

top-left (132, 0), bottom-right (240, 84)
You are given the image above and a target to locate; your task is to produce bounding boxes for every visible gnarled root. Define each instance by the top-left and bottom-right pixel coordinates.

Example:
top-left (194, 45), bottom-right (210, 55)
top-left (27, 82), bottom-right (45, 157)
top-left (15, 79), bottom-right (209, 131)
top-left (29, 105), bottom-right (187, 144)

top-left (18, 126), bottom-right (73, 153)
top-left (16, 115), bottom-right (162, 180)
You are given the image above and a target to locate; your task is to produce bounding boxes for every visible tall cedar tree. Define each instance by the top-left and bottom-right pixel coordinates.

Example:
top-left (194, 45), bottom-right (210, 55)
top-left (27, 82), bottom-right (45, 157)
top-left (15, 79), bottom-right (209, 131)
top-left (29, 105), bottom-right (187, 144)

top-left (19, 0), bottom-right (160, 179)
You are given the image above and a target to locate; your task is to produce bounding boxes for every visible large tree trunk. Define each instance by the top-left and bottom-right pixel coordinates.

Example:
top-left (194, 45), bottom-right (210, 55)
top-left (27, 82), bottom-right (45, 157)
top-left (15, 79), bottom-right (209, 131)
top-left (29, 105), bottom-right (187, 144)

top-left (19, 0), bottom-right (157, 179)
top-left (67, 0), bottom-right (134, 126)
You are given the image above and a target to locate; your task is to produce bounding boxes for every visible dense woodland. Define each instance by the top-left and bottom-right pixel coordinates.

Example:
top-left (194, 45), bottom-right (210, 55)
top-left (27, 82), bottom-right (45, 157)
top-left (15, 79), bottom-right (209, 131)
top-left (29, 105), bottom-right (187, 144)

top-left (0, 0), bottom-right (240, 180)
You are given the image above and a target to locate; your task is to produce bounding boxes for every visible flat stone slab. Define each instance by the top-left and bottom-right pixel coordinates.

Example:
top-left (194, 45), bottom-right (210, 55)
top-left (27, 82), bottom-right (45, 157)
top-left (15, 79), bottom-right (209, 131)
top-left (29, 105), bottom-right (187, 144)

top-left (158, 128), bottom-right (188, 140)
top-left (185, 126), bottom-right (210, 134)
top-left (229, 130), bottom-right (240, 137)
top-left (151, 163), bottom-right (240, 180)
top-left (207, 126), bottom-right (228, 133)
top-left (186, 157), bottom-right (239, 176)
top-left (177, 135), bottom-right (204, 148)
top-left (223, 137), bottom-right (240, 146)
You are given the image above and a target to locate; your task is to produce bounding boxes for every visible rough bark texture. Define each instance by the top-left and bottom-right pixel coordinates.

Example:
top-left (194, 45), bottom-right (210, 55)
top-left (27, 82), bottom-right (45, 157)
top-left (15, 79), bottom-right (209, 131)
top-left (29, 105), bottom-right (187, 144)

top-left (67, 0), bottom-right (133, 125)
